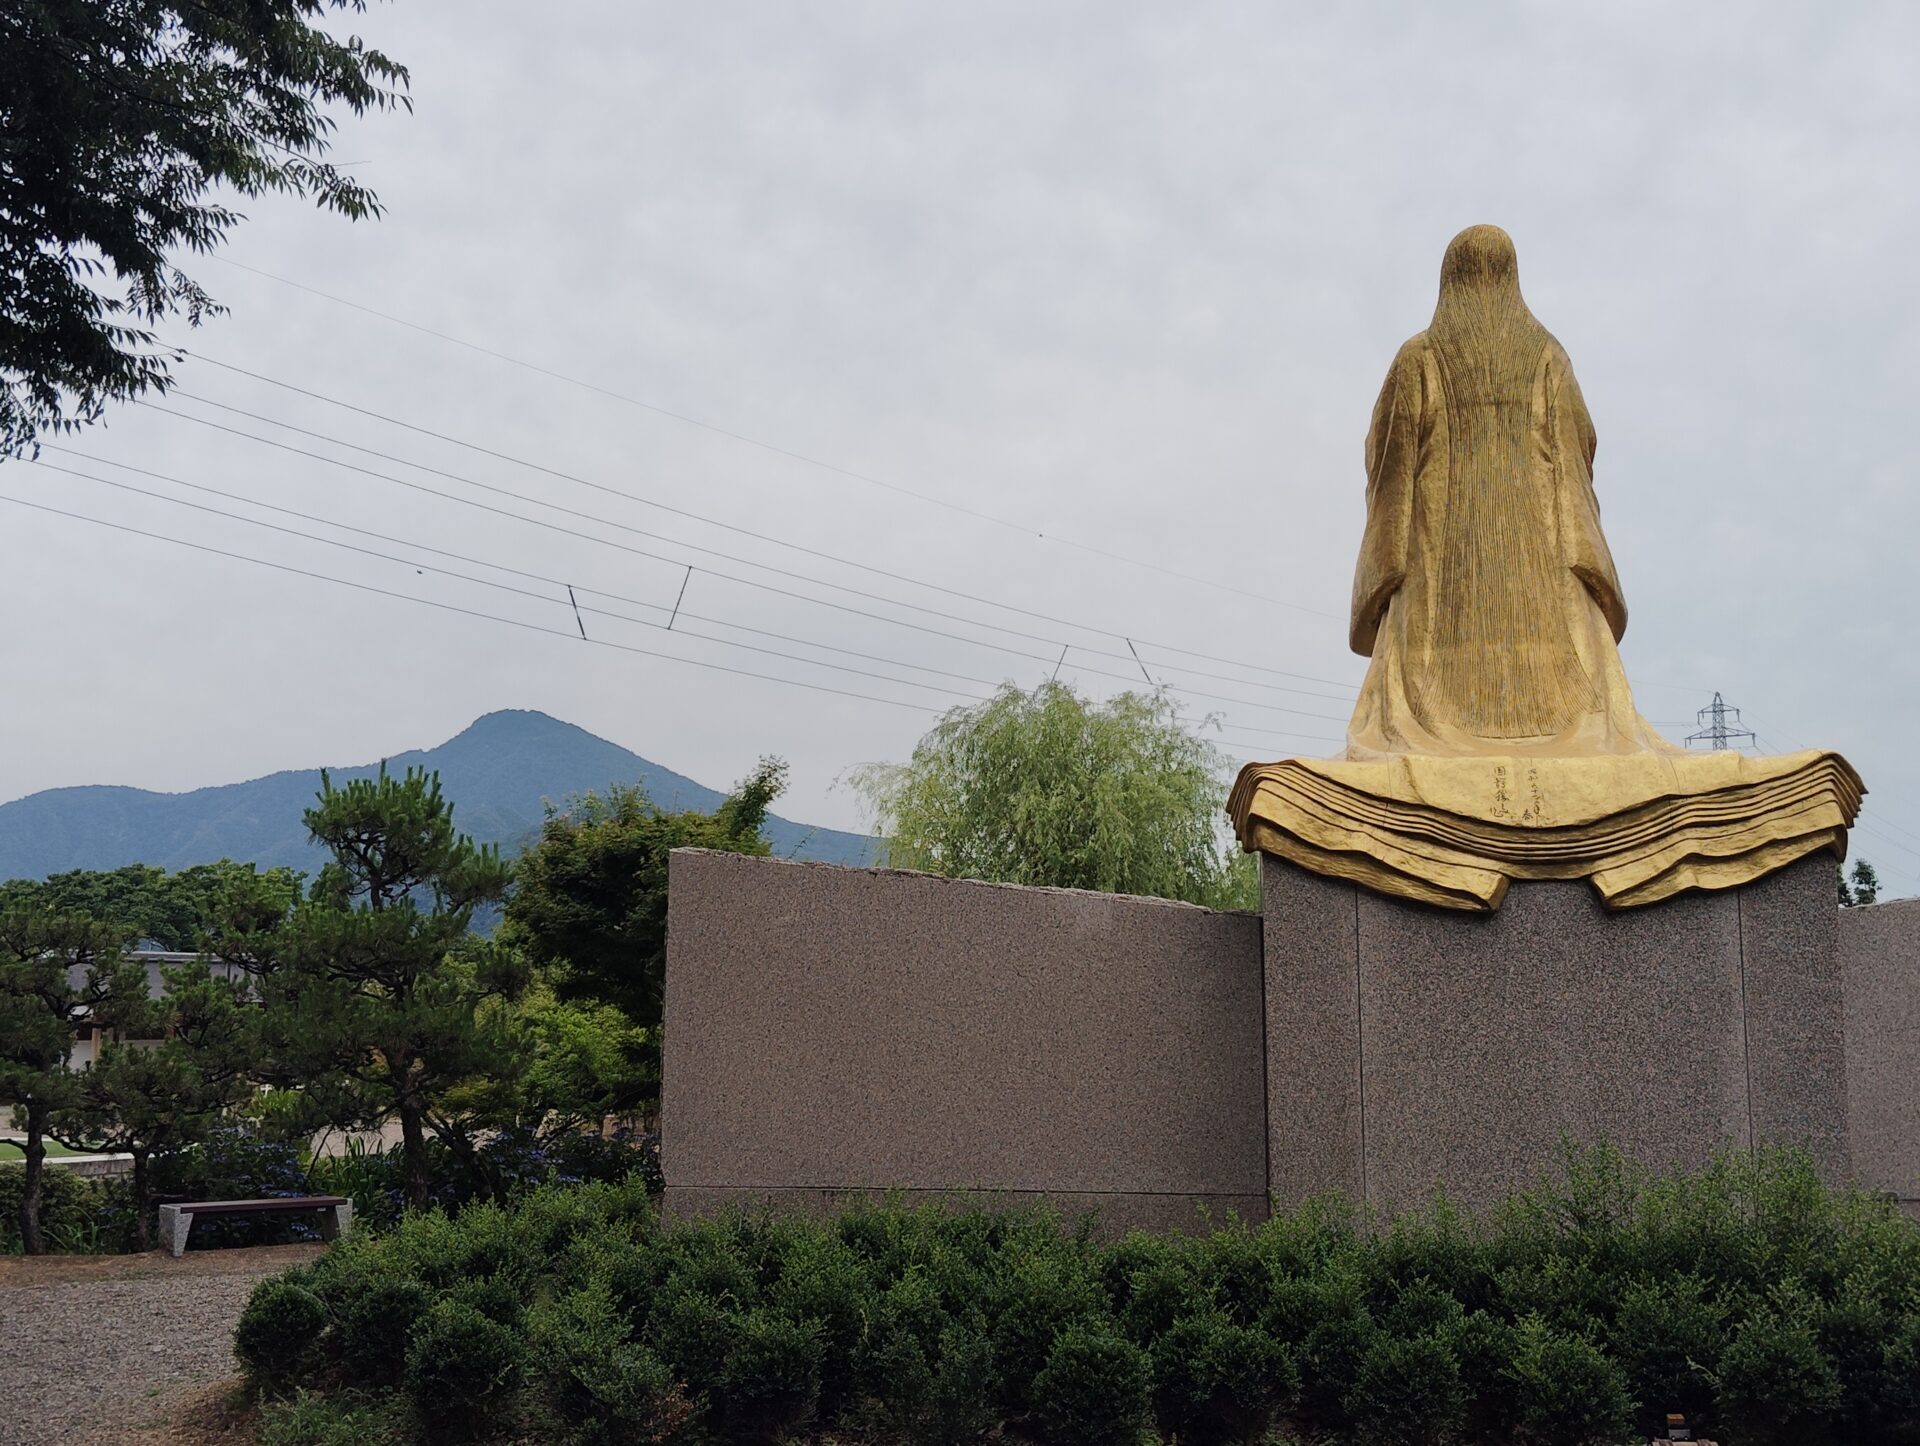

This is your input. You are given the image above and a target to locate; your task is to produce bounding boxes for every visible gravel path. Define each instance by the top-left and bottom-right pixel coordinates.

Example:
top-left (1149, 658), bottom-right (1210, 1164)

top-left (0, 1245), bottom-right (323, 1446)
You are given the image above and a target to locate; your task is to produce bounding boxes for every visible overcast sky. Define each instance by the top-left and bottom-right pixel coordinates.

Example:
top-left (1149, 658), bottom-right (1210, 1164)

top-left (4, 0), bottom-right (1918, 893)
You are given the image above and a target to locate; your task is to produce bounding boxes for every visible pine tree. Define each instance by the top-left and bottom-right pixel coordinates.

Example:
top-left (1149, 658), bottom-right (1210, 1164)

top-left (63, 961), bottom-right (257, 1250)
top-left (261, 766), bottom-right (516, 1211)
top-left (0, 909), bottom-right (148, 1253)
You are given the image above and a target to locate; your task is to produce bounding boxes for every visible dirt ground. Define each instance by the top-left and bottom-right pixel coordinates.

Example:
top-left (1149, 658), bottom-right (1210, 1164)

top-left (0, 1245), bottom-right (321, 1446)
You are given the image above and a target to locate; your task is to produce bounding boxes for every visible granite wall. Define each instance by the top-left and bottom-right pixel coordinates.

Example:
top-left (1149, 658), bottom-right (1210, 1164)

top-left (664, 846), bottom-right (1918, 1226)
top-left (1841, 896), bottom-right (1920, 1216)
top-left (660, 849), bottom-right (1268, 1231)
top-left (1261, 852), bottom-right (1851, 1217)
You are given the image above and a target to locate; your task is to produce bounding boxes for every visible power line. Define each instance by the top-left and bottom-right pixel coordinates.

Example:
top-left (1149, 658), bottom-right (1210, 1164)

top-left (117, 407), bottom-right (1356, 724)
top-left (0, 488), bottom-right (1352, 749)
top-left (24, 452), bottom-right (1355, 737)
top-left (37, 449), bottom-right (1010, 694)
top-left (179, 363), bottom-right (1152, 645)
top-left (0, 491), bottom-right (957, 715)
top-left (1739, 730), bottom-right (1920, 889)
top-left (1751, 729), bottom-right (1920, 852)
top-left (141, 392), bottom-right (1361, 699)
top-left (203, 257), bottom-right (1344, 623)
top-left (21, 459), bottom-right (994, 702)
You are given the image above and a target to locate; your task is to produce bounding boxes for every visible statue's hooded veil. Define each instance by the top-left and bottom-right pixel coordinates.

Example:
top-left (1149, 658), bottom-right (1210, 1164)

top-left (1426, 225), bottom-right (1552, 400)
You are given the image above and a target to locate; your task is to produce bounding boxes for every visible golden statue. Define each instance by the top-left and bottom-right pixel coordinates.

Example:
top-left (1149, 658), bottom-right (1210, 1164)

top-left (1229, 225), bottom-right (1862, 910)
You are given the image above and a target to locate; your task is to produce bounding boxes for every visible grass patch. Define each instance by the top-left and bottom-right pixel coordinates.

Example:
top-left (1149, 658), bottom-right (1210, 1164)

top-left (0, 1139), bottom-right (84, 1160)
top-left (259, 1389), bottom-right (409, 1446)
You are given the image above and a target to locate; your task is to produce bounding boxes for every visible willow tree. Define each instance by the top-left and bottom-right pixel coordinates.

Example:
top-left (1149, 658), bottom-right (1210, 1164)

top-left (852, 683), bottom-right (1254, 909)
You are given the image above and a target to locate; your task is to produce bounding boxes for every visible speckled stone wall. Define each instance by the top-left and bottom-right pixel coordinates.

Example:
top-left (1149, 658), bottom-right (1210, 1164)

top-left (1263, 851), bottom-right (1853, 1217)
top-left (663, 846), bottom-right (1889, 1229)
top-left (1841, 896), bottom-right (1920, 1217)
top-left (661, 849), bottom-right (1268, 1231)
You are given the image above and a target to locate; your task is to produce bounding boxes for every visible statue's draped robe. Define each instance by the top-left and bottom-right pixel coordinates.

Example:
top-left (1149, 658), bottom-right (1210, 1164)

top-left (1347, 322), bottom-right (1663, 760)
top-left (1229, 237), bottom-right (1861, 911)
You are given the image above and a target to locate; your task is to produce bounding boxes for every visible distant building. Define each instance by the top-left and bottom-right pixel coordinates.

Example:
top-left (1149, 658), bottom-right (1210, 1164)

top-left (65, 950), bottom-right (251, 1069)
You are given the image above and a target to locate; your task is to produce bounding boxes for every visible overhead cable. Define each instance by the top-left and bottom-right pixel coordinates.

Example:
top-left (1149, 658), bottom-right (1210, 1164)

top-left (107, 415), bottom-right (1353, 726)
top-left (163, 363), bottom-right (1359, 692)
top-left (203, 258), bottom-right (1344, 622)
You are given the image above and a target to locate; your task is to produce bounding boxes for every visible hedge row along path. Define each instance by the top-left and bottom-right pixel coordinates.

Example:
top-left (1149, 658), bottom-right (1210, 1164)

top-left (0, 1244), bottom-right (324, 1446)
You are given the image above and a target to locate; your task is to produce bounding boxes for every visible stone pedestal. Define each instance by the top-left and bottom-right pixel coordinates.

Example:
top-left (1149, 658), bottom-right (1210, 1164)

top-left (1261, 852), bottom-right (1850, 1216)
top-left (1841, 897), bottom-right (1920, 1217)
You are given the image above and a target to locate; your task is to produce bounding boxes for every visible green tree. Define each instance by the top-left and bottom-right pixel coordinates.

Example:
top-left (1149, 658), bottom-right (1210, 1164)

top-left (422, 984), bottom-right (658, 1199)
top-left (0, 908), bottom-right (147, 1253)
top-left (501, 760), bottom-right (787, 1116)
top-left (62, 960), bottom-right (256, 1249)
top-left (0, 860), bottom-right (300, 950)
top-left (499, 990), bottom-right (656, 1134)
top-left (0, 0), bottom-right (408, 454)
top-left (852, 682), bottom-right (1254, 909)
top-left (257, 766), bottom-right (517, 1211)
top-left (1838, 858), bottom-right (1880, 908)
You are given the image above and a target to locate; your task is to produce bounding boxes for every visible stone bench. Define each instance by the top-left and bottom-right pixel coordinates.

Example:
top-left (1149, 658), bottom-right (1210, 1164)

top-left (157, 1195), bottom-right (352, 1257)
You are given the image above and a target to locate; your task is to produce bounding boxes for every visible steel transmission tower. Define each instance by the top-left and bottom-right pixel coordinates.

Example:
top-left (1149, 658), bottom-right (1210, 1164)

top-left (1685, 692), bottom-right (1757, 751)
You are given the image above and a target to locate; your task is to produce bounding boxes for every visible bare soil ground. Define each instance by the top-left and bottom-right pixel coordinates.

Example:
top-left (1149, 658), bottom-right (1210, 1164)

top-left (0, 1245), bottom-right (320, 1446)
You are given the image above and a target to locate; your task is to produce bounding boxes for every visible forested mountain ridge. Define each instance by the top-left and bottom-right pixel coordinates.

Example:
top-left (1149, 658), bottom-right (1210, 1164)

top-left (0, 710), bottom-right (875, 881)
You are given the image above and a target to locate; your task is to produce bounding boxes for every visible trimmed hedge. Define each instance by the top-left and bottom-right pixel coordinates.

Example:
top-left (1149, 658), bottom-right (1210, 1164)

top-left (243, 1148), bottom-right (1920, 1445)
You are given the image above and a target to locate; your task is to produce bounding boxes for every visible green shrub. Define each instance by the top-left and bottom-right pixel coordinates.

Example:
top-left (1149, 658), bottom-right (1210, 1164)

top-left (1030, 1322), bottom-right (1151, 1446)
top-left (337, 1277), bottom-right (432, 1388)
top-left (403, 1299), bottom-right (521, 1441)
top-left (645, 1283), bottom-right (738, 1402)
top-left (656, 1215), bottom-right (756, 1302)
top-left (235, 1277), bottom-right (330, 1394)
top-left (716, 1306), bottom-right (824, 1440)
top-left (1288, 1274), bottom-right (1377, 1428)
top-left (922, 1324), bottom-right (997, 1445)
top-left (1101, 1233), bottom-right (1195, 1342)
top-left (1506, 1315), bottom-right (1634, 1446)
top-left (527, 1282), bottom-right (692, 1445)
top-left (1382, 1275), bottom-right (1469, 1340)
top-left (1446, 1308), bottom-right (1516, 1443)
top-left (1876, 1315), bottom-right (1920, 1438)
top-left (0, 1163), bottom-right (129, 1254)
top-left (1610, 1273), bottom-right (1725, 1434)
top-left (988, 1246), bottom-right (1105, 1408)
top-left (1712, 1289), bottom-right (1842, 1445)
top-left (1344, 1331), bottom-right (1466, 1446)
top-left (1150, 1309), bottom-right (1296, 1444)
top-left (1195, 1225), bottom-right (1271, 1325)
top-left (216, 1157), bottom-right (1920, 1445)
top-left (853, 1271), bottom-right (996, 1444)
top-left (446, 1270), bottom-right (526, 1328)
top-left (767, 1225), bottom-right (874, 1417)
top-left (1816, 1272), bottom-right (1907, 1438)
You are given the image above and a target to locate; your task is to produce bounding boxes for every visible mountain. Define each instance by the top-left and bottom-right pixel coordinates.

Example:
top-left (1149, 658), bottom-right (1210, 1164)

top-left (0, 710), bottom-right (876, 882)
